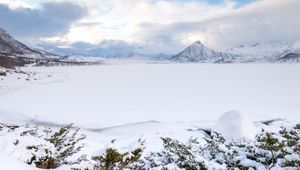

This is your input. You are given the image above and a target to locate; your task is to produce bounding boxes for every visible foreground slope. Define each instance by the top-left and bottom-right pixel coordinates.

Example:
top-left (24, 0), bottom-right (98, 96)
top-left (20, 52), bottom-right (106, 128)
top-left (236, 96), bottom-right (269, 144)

top-left (0, 111), bottom-right (298, 170)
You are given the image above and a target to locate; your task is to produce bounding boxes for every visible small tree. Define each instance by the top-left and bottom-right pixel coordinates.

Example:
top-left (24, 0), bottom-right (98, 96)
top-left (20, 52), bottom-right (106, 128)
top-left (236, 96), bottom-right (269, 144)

top-left (255, 131), bottom-right (285, 169)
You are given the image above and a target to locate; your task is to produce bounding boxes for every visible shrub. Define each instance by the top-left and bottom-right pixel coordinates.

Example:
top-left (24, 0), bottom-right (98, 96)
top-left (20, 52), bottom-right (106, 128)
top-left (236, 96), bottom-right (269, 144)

top-left (92, 139), bottom-right (145, 170)
top-left (256, 131), bottom-right (285, 169)
top-left (26, 124), bottom-right (86, 169)
top-left (279, 128), bottom-right (300, 168)
top-left (141, 137), bottom-right (207, 170)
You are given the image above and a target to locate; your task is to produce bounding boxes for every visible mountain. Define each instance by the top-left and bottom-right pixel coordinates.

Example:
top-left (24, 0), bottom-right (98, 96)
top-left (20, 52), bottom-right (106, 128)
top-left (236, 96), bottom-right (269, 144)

top-left (38, 44), bottom-right (172, 61)
top-left (172, 40), bottom-right (300, 63)
top-left (3, 23), bottom-right (298, 64)
top-left (0, 27), bottom-right (98, 68)
top-left (38, 44), bottom-right (141, 58)
top-left (38, 44), bottom-right (144, 58)
top-left (225, 40), bottom-right (300, 62)
top-left (172, 41), bottom-right (239, 63)
top-left (0, 27), bottom-right (45, 59)
top-left (274, 48), bottom-right (300, 63)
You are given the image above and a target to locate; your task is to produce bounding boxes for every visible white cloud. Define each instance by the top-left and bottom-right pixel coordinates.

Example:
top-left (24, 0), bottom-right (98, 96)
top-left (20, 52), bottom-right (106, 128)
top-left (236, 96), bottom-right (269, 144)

top-left (125, 0), bottom-right (300, 52)
top-left (60, 0), bottom-right (237, 51)
top-left (198, 0), bottom-right (300, 49)
top-left (1, 0), bottom-right (300, 53)
top-left (0, 0), bottom-right (32, 9)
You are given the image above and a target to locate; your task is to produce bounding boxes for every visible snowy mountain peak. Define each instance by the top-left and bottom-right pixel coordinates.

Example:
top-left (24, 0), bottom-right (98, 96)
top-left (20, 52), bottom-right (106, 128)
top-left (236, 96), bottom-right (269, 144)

top-left (172, 41), bottom-right (237, 63)
top-left (171, 40), bottom-right (300, 63)
top-left (193, 40), bottom-right (204, 46)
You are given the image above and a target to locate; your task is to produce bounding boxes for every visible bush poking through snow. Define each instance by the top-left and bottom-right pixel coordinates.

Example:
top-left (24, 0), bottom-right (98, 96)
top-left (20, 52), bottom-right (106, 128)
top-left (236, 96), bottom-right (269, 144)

top-left (0, 122), bottom-right (299, 169)
top-left (140, 137), bottom-right (208, 169)
top-left (92, 139), bottom-right (145, 170)
top-left (25, 124), bottom-right (86, 169)
top-left (45, 124), bottom-right (86, 163)
top-left (137, 127), bottom-right (300, 170)
top-left (279, 128), bottom-right (300, 168)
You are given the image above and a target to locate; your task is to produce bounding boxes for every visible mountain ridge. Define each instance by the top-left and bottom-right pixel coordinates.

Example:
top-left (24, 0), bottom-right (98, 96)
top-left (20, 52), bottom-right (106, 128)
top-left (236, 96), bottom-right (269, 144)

top-left (0, 27), bottom-right (45, 58)
top-left (172, 41), bottom-right (239, 63)
top-left (1, 26), bottom-right (300, 63)
top-left (172, 40), bottom-right (300, 63)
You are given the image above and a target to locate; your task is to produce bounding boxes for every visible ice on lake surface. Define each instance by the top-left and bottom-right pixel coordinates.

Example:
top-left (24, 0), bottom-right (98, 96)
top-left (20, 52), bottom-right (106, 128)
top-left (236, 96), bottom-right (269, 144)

top-left (0, 64), bottom-right (299, 128)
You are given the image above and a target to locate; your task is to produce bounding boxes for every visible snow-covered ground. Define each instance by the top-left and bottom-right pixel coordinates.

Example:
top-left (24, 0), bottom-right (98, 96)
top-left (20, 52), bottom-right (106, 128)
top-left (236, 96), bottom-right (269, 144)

top-left (0, 64), bottom-right (299, 128)
top-left (0, 64), bottom-right (299, 169)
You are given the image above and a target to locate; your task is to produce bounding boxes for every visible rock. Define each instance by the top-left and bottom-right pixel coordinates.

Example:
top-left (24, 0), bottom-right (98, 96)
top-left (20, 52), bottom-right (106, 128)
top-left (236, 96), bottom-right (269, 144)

top-left (0, 67), bottom-right (6, 76)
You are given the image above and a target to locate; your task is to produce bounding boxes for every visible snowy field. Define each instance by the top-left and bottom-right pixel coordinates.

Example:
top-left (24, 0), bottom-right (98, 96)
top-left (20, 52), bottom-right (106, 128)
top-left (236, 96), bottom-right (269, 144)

top-left (0, 64), bottom-right (300, 169)
top-left (0, 64), bottom-right (299, 128)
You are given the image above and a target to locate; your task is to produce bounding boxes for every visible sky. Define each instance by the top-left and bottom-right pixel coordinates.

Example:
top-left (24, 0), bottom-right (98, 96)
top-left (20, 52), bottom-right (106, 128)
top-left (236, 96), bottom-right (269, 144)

top-left (0, 0), bottom-right (300, 54)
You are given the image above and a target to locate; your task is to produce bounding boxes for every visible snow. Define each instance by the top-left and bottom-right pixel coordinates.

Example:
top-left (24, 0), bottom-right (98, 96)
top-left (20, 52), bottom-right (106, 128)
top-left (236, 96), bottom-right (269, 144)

top-left (225, 40), bottom-right (300, 61)
top-left (173, 41), bottom-right (237, 62)
top-left (0, 155), bottom-right (39, 170)
top-left (0, 120), bottom-right (210, 170)
top-left (39, 40), bottom-right (300, 63)
top-left (213, 111), bottom-right (257, 139)
top-left (0, 67), bottom-right (6, 76)
top-left (0, 64), bottom-right (299, 169)
top-left (0, 64), bottom-right (300, 128)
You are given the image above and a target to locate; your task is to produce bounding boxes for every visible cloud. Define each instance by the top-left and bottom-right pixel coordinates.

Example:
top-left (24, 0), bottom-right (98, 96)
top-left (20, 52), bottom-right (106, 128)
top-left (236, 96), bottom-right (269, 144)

top-left (197, 0), bottom-right (300, 48)
top-left (1, 0), bottom-right (300, 54)
top-left (0, 1), bottom-right (87, 38)
top-left (70, 40), bottom-right (135, 49)
top-left (130, 0), bottom-right (300, 52)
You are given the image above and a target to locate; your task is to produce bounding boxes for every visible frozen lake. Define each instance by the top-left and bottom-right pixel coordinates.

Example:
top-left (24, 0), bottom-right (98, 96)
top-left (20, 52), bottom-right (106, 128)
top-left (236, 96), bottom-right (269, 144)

top-left (0, 64), bottom-right (299, 128)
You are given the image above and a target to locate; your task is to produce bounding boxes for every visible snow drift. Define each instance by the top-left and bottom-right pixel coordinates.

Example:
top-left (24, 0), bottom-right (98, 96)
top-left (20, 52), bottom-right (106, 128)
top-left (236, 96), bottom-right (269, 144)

top-left (213, 110), bottom-right (256, 139)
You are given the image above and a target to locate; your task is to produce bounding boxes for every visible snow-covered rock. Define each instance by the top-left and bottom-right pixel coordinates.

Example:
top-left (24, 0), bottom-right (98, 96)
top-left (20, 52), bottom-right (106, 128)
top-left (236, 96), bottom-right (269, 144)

top-left (0, 66), bottom-right (6, 76)
top-left (213, 111), bottom-right (256, 139)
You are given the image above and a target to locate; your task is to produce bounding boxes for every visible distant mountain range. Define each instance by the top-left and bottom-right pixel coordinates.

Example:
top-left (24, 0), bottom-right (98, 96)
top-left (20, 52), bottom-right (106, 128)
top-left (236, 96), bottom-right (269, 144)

top-left (41, 39), bottom-right (300, 63)
top-left (173, 40), bottom-right (300, 63)
top-left (1, 27), bottom-right (300, 64)
top-left (37, 43), bottom-right (172, 61)
top-left (224, 40), bottom-right (300, 63)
